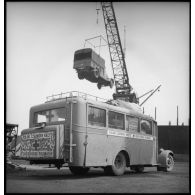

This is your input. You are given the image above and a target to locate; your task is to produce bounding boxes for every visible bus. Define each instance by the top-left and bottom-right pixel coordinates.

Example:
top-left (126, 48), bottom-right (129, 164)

top-left (20, 91), bottom-right (174, 176)
top-left (73, 48), bottom-right (114, 89)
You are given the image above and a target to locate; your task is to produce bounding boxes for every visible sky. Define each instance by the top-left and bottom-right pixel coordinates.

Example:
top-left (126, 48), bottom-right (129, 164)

top-left (6, 2), bottom-right (190, 134)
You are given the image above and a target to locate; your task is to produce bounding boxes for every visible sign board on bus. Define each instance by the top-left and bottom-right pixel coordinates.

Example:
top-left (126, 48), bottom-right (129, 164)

top-left (20, 131), bottom-right (56, 158)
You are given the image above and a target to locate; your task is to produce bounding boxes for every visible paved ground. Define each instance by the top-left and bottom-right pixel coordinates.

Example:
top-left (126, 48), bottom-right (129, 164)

top-left (6, 161), bottom-right (190, 193)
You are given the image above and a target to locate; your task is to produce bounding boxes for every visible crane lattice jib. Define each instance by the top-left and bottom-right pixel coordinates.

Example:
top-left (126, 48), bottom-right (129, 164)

top-left (101, 2), bottom-right (135, 102)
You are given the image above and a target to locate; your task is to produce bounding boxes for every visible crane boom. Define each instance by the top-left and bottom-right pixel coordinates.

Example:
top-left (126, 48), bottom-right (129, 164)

top-left (101, 2), bottom-right (138, 103)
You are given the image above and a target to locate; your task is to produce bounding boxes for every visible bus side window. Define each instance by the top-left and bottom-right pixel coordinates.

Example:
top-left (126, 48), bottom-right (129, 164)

top-left (140, 119), bottom-right (152, 135)
top-left (88, 106), bottom-right (106, 127)
top-left (126, 116), bottom-right (138, 132)
top-left (108, 111), bottom-right (125, 130)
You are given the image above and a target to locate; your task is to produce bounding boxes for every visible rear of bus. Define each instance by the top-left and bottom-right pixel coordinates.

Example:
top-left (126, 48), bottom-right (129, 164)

top-left (20, 99), bottom-right (85, 168)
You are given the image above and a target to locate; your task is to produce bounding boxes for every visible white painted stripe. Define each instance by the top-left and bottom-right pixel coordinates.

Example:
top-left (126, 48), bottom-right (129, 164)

top-left (107, 129), bottom-right (153, 141)
top-left (56, 126), bottom-right (59, 158)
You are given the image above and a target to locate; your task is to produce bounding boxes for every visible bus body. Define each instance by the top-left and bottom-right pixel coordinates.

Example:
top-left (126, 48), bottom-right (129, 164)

top-left (20, 91), bottom-right (174, 175)
top-left (73, 48), bottom-right (114, 89)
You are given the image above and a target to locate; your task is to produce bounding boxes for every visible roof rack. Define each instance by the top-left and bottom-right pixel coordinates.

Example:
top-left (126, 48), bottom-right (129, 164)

top-left (46, 91), bottom-right (109, 103)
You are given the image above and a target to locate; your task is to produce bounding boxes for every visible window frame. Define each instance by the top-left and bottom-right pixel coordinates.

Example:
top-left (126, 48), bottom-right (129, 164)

top-left (87, 105), bottom-right (107, 128)
top-left (125, 115), bottom-right (139, 132)
top-left (74, 50), bottom-right (92, 61)
top-left (108, 110), bottom-right (125, 130)
top-left (139, 118), bottom-right (153, 135)
top-left (33, 107), bottom-right (66, 126)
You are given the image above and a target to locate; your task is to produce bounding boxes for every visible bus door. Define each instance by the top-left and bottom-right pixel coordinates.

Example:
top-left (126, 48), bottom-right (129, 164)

top-left (138, 119), bottom-right (155, 164)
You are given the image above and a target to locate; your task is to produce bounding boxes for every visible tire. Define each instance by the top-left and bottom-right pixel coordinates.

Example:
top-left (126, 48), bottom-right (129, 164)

top-left (69, 166), bottom-right (89, 175)
top-left (97, 83), bottom-right (102, 89)
top-left (157, 154), bottom-right (174, 172)
top-left (93, 69), bottom-right (100, 79)
top-left (110, 152), bottom-right (126, 176)
top-left (165, 154), bottom-right (174, 172)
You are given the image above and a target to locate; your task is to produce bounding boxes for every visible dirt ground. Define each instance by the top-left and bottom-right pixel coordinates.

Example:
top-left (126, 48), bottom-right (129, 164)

top-left (6, 161), bottom-right (190, 193)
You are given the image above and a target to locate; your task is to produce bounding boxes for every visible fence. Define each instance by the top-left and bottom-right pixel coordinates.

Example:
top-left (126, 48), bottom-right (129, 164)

top-left (158, 125), bottom-right (189, 154)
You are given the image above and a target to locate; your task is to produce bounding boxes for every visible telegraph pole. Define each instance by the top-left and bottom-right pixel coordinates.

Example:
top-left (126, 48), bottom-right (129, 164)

top-left (177, 105), bottom-right (179, 126)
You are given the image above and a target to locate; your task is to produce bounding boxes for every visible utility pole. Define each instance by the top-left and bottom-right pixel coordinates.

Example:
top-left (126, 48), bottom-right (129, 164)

top-left (155, 107), bottom-right (157, 120)
top-left (177, 105), bottom-right (179, 126)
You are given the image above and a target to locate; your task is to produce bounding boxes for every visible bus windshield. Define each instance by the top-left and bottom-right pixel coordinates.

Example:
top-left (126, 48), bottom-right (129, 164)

top-left (34, 108), bottom-right (66, 124)
top-left (74, 51), bottom-right (92, 61)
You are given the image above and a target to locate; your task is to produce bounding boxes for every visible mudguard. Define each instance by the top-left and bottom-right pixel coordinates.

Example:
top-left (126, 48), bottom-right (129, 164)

top-left (157, 148), bottom-right (174, 167)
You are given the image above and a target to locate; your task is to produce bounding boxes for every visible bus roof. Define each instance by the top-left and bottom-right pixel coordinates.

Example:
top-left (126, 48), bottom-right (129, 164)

top-left (31, 91), bottom-right (154, 122)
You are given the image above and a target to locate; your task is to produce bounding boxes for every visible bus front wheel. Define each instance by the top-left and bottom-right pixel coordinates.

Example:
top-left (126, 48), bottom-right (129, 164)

top-left (69, 166), bottom-right (89, 175)
top-left (110, 152), bottom-right (126, 176)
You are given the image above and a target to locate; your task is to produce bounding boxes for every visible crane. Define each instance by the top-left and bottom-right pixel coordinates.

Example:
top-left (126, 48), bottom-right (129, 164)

top-left (101, 2), bottom-right (138, 103)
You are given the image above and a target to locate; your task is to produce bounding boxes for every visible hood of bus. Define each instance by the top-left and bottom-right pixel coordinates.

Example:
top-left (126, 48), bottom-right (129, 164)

top-left (20, 124), bottom-right (65, 160)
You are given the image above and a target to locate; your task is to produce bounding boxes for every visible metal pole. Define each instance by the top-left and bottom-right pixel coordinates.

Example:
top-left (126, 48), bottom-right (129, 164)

top-left (69, 102), bottom-right (73, 162)
top-left (177, 105), bottom-right (179, 126)
top-left (138, 89), bottom-right (154, 99)
top-left (155, 107), bottom-right (156, 120)
top-left (140, 85), bottom-right (161, 106)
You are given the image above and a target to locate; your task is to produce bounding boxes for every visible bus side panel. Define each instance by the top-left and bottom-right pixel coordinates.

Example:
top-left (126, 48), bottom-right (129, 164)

top-left (106, 132), bottom-right (155, 166)
top-left (71, 128), bottom-right (86, 166)
top-left (70, 101), bottom-right (87, 166)
top-left (106, 134), bottom-right (144, 166)
top-left (85, 127), bottom-right (108, 166)
top-left (106, 135), bottom-right (129, 165)
top-left (136, 139), bottom-right (154, 165)
top-left (125, 137), bottom-right (140, 165)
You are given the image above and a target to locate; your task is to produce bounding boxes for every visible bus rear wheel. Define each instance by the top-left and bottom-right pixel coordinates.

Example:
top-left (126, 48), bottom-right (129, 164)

top-left (110, 152), bottom-right (126, 176)
top-left (69, 166), bottom-right (89, 175)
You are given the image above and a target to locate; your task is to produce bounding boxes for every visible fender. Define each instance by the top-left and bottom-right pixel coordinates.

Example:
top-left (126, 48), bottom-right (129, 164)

top-left (158, 148), bottom-right (174, 167)
top-left (110, 147), bottom-right (131, 166)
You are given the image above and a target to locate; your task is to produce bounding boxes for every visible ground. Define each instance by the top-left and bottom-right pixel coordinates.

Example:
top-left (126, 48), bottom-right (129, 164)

top-left (6, 160), bottom-right (189, 193)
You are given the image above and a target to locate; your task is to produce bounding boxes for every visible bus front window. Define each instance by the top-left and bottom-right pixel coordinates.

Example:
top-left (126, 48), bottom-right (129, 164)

top-left (140, 119), bottom-right (152, 135)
